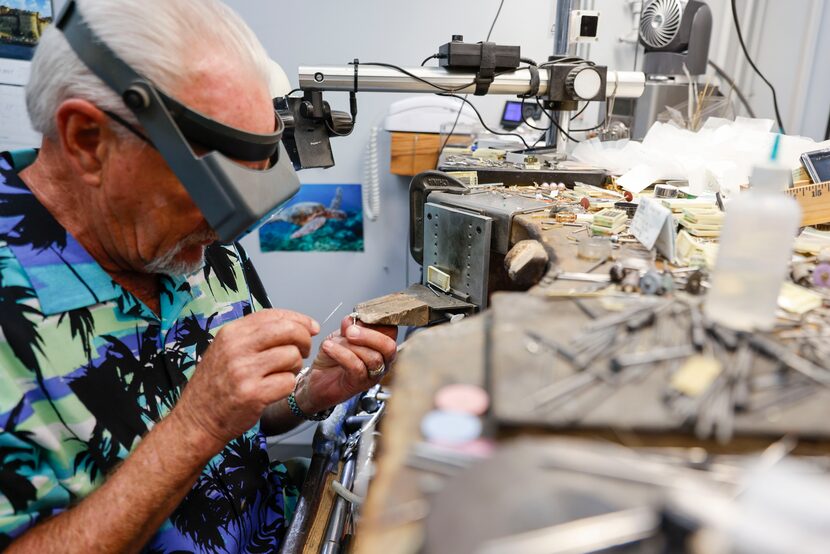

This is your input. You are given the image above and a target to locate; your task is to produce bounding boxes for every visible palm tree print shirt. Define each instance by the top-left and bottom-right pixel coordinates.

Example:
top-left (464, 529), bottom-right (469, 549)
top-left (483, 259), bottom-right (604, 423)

top-left (0, 151), bottom-right (299, 553)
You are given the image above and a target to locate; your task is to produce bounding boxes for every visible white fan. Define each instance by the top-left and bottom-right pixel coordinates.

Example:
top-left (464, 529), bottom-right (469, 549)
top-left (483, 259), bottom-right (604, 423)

top-left (639, 0), bottom-right (684, 49)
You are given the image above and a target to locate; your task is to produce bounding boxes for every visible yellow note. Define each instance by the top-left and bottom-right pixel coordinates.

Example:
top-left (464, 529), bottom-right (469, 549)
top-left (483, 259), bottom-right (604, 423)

top-left (778, 282), bottom-right (823, 315)
top-left (671, 355), bottom-right (723, 397)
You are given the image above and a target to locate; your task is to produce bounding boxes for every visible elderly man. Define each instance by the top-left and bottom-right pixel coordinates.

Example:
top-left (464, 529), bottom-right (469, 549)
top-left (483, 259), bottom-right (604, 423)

top-left (0, 0), bottom-right (398, 552)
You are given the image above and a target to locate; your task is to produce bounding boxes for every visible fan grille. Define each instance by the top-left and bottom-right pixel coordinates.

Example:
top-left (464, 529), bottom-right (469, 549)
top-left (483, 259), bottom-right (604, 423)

top-left (640, 0), bottom-right (683, 49)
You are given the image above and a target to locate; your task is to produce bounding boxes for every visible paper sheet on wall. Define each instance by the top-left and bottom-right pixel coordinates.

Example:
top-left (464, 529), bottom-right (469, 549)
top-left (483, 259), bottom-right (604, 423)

top-left (0, 59), bottom-right (40, 151)
top-left (630, 197), bottom-right (676, 262)
top-left (0, 84), bottom-right (40, 151)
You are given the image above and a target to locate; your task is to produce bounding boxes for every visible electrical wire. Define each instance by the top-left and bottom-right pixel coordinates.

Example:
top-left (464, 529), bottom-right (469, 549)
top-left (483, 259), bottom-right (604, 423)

top-left (707, 59), bottom-right (757, 118)
top-left (730, 0), bottom-right (786, 133)
top-left (421, 54), bottom-right (442, 66)
top-left (486, 0), bottom-right (506, 42)
top-left (539, 57), bottom-right (594, 68)
top-left (519, 96), bottom-right (549, 131)
top-left (570, 102), bottom-right (590, 121)
top-left (570, 118), bottom-right (607, 133)
top-left (437, 0), bottom-right (508, 160)
top-left (363, 126), bottom-right (381, 221)
top-left (437, 100), bottom-right (468, 161)
top-left (439, 93), bottom-right (531, 149)
top-left (349, 61), bottom-right (528, 95)
top-left (350, 61), bottom-right (476, 93)
top-left (535, 97), bottom-right (581, 143)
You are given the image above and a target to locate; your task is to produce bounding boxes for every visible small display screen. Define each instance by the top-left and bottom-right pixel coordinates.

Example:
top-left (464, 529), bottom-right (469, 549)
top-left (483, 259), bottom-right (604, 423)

top-left (807, 152), bottom-right (830, 182)
top-left (580, 15), bottom-right (599, 38)
top-left (502, 101), bottom-right (524, 123)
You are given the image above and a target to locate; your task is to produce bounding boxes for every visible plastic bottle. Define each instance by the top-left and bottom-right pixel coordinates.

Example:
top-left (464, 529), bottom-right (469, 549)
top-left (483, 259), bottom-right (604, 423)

top-left (704, 136), bottom-right (802, 331)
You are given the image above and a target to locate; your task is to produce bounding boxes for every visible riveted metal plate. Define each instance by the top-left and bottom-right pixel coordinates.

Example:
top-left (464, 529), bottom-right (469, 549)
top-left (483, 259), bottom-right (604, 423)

top-left (423, 203), bottom-right (493, 309)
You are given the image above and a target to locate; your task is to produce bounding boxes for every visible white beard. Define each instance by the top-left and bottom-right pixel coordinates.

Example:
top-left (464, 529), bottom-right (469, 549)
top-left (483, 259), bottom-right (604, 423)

top-left (144, 230), bottom-right (215, 277)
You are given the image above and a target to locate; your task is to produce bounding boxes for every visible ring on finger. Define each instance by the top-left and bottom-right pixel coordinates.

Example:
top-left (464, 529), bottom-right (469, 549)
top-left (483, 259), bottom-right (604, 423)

top-left (367, 362), bottom-right (385, 379)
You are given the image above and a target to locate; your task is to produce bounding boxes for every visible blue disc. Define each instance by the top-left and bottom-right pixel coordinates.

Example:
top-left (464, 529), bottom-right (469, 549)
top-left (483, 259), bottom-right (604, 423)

top-left (421, 410), bottom-right (483, 445)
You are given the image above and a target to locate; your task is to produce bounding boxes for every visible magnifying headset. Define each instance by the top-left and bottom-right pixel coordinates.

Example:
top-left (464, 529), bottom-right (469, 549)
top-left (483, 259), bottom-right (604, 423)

top-left (55, 0), bottom-right (301, 244)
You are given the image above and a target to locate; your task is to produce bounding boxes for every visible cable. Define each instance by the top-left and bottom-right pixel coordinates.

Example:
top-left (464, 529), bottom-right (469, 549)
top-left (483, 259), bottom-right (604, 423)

top-left (437, 98), bottom-right (468, 161)
top-left (570, 118), bottom-right (607, 133)
top-left (350, 61), bottom-right (527, 95)
top-left (437, 0), bottom-right (508, 160)
top-left (570, 102), bottom-right (590, 121)
top-left (421, 54), bottom-right (442, 67)
top-left (352, 61), bottom-right (475, 93)
top-left (730, 0), bottom-right (786, 133)
top-left (539, 58), bottom-right (594, 68)
top-left (707, 59), bottom-right (757, 118)
top-left (825, 107), bottom-right (830, 141)
top-left (332, 480), bottom-right (364, 505)
top-left (520, 96), bottom-right (549, 131)
top-left (363, 126), bottom-right (381, 221)
top-left (440, 93), bottom-right (531, 149)
top-left (535, 98), bottom-right (581, 144)
top-left (486, 0), bottom-right (506, 41)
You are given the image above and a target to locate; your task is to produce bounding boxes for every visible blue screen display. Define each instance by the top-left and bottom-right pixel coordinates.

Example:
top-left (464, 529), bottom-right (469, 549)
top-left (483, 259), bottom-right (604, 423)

top-left (503, 101), bottom-right (524, 122)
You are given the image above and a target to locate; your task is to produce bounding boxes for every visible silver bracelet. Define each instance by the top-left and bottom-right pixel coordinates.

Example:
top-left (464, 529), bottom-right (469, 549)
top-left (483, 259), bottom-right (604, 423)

top-left (287, 367), bottom-right (333, 422)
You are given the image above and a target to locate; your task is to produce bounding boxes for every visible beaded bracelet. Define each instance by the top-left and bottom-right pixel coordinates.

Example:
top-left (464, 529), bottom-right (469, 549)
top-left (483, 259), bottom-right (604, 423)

top-left (288, 367), bottom-right (334, 422)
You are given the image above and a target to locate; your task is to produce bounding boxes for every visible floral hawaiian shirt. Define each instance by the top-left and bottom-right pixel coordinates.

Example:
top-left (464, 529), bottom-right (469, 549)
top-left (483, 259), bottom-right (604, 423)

top-left (0, 150), bottom-right (298, 553)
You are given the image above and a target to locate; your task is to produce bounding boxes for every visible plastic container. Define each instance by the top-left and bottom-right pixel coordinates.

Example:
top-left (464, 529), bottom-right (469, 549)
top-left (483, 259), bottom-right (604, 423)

top-left (704, 137), bottom-right (802, 331)
top-left (578, 237), bottom-right (612, 261)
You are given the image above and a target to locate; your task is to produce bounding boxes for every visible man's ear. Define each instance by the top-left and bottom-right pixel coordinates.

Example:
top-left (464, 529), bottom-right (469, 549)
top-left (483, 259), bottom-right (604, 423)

top-left (54, 99), bottom-right (113, 188)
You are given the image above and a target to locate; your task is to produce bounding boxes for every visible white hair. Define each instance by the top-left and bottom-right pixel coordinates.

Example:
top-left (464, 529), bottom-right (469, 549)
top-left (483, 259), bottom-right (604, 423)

top-left (26, 0), bottom-right (273, 139)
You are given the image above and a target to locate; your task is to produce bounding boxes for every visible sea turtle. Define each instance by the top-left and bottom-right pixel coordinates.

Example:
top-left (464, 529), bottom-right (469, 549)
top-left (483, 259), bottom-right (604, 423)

top-left (274, 187), bottom-right (348, 239)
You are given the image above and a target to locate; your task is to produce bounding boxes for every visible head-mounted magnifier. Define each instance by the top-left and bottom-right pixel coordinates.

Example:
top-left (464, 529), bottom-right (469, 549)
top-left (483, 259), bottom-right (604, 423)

top-left (55, 0), bottom-right (301, 244)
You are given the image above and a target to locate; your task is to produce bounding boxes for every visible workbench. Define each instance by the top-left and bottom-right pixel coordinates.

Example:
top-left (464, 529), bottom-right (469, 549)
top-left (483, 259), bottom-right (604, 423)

top-left (352, 212), bottom-right (830, 554)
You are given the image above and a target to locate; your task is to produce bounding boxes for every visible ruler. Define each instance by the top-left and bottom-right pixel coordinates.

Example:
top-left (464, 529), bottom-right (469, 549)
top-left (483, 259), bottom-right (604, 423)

top-left (784, 181), bottom-right (830, 226)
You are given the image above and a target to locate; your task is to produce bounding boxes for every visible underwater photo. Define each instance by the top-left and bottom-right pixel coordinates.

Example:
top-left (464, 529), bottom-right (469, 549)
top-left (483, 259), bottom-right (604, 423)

top-left (259, 184), bottom-right (365, 253)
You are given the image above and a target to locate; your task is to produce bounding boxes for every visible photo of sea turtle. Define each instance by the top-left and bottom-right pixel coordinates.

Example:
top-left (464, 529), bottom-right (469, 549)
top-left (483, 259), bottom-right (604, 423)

top-left (259, 184), bottom-right (364, 252)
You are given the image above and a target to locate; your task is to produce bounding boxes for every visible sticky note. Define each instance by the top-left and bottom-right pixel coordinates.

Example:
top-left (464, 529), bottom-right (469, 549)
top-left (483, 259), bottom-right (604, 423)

top-left (671, 355), bottom-right (723, 397)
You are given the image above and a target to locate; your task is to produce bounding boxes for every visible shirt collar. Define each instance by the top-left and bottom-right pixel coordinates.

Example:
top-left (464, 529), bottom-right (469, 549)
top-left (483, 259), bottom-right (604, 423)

top-left (0, 151), bottom-right (120, 315)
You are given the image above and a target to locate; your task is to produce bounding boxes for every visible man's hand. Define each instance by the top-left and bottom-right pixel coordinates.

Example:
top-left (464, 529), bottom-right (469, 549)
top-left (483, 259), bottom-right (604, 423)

top-left (176, 309), bottom-right (319, 452)
top-left (296, 317), bottom-right (398, 414)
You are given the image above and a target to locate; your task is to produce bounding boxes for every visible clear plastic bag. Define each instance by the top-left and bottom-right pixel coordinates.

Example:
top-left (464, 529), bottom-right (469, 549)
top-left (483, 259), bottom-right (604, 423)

top-left (660, 94), bottom-right (736, 132)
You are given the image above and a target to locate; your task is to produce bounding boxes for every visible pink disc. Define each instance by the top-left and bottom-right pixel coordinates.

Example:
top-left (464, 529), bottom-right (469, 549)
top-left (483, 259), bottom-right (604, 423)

top-left (434, 384), bottom-right (490, 416)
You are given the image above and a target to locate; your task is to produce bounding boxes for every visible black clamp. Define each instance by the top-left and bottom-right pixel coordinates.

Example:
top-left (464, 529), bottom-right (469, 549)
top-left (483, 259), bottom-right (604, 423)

top-left (474, 42), bottom-right (497, 96)
top-left (518, 64), bottom-right (540, 99)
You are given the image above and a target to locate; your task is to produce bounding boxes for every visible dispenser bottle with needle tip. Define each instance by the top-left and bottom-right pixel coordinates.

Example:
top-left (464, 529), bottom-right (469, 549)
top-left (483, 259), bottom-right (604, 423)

top-left (704, 136), bottom-right (802, 331)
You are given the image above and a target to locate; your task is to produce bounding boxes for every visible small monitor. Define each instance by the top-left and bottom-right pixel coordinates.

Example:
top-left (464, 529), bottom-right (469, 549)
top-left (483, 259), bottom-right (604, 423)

top-left (502, 101), bottom-right (524, 123)
top-left (801, 148), bottom-right (830, 184)
top-left (501, 101), bottom-right (541, 131)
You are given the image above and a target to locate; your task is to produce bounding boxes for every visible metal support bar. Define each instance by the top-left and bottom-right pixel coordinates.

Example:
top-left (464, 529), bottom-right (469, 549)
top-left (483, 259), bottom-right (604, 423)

top-left (553, 0), bottom-right (576, 57)
top-left (549, 0), bottom-right (577, 147)
top-left (299, 66), bottom-right (644, 99)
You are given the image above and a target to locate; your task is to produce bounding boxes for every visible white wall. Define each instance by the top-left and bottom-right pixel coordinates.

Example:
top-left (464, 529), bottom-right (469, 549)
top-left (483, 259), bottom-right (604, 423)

top-left (694, 0), bottom-right (828, 139)
top-left (40, 0), bottom-right (828, 346)
top-left (227, 0), bottom-right (559, 347)
top-left (37, 0), bottom-right (827, 450)
top-left (231, 0), bottom-right (829, 348)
